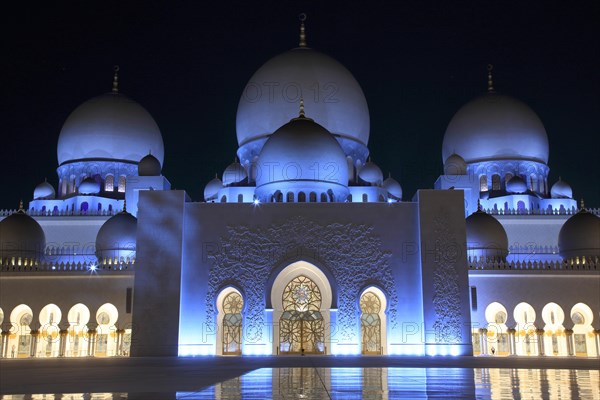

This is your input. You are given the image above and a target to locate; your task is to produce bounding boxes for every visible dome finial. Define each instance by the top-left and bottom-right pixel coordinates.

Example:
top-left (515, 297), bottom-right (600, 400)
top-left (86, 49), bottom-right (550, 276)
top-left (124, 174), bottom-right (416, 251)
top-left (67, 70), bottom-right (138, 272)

top-left (477, 199), bottom-right (483, 212)
top-left (112, 65), bottom-right (120, 93)
top-left (18, 199), bottom-right (24, 212)
top-left (580, 198), bottom-right (585, 210)
top-left (487, 64), bottom-right (495, 93)
top-left (299, 96), bottom-right (305, 117)
top-left (298, 13), bottom-right (307, 47)
top-left (122, 198), bottom-right (127, 213)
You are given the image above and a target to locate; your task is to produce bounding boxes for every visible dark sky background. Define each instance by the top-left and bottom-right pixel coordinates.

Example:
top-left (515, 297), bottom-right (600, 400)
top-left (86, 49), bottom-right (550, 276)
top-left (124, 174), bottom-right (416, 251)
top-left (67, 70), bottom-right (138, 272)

top-left (2, 1), bottom-right (599, 209)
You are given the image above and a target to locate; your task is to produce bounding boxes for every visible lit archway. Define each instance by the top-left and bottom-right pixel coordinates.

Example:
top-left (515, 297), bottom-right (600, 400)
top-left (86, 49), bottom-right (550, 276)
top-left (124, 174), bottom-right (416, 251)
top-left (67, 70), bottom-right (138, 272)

top-left (216, 287), bottom-right (244, 355)
top-left (360, 287), bottom-right (387, 355)
top-left (67, 303), bottom-right (90, 357)
top-left (95, 303), bottom-right (118, 357)
top-left (38, 304), bottom-right (62, 358)
top-left (570, 303), bottom-right (595, 357)
top-left (271, 261), bottom-right (332, 355)
top-left (513, 302), bottom-right (537, 356)
top-left (9, 304), bottom-right (34, 358)
top-left (484, 302), bottom-right (509, 356)
top-left (541, 302), bottom-right (566, 356)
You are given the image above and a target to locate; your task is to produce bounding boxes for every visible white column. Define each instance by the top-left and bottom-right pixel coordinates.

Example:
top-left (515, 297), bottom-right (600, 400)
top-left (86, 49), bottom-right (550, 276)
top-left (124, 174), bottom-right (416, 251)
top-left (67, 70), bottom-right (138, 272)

top-left (536, 329), bottom-right (545, 356)
top-left (0, 331), bottom-right (8, 358)
top-left (565, 329), bottom-right (574, 356)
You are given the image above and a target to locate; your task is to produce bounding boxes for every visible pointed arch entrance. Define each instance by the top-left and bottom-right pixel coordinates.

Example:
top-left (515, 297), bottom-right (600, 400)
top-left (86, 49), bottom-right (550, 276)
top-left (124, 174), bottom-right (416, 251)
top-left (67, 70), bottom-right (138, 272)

top-left (270, 261), bottom-right (333, 355)
top-left (360, 287), bottom-right (387, 355)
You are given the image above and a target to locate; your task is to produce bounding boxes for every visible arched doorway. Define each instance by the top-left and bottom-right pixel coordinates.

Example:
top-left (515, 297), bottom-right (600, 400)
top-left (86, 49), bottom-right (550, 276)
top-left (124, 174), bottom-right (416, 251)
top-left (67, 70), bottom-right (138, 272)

top-left (279, 275), bottom-right (324, 354)
top-left (222, 291), bottom-right (243, 355)
top-left (360, 288), bottom-right (386, 355)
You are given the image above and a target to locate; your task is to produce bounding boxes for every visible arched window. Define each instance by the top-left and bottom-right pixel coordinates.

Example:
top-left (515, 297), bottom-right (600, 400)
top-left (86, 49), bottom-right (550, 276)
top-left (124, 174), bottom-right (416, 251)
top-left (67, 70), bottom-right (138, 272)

top-left (105, 175), bottom-right (114, 192)
top-left (97, 203), bottom-right (102, 211)
top-left (480, 176), bottom-right (488, 192)
top-left (378, 194), bottom-right (385, 202)
top-left (286, 192), bottom-right (294, 202)
top-left (504, 173), bottom-right (514, 187)
top-left (492, 174), bottom-right (501, 191)
top-left (309, 192), bottom-right (317, 202)
top-left (221, 195), bottom-right (227, 203)
top-left (360, 291), bottom-right (382, 354)
top-left (517, 201), bottom-right (526, 214)
top-left (279, 276), bottom-right (324, 354)
top-left (321, 193), bottom-right (328, 203)
top-left (117, 176), bottom-right (126, 193)
top-left (52, 206), bottom-right (59, 216)
top-left (222, 292), bottom-right (243, 355)
top-left (347, 194), bottom-right (353, 202)
top-left (80, 202), bottom-right (89, 214)
top-left (237, 194), bottom-right (243, 203)
top-left (298, 192), bottom-right (306, 202)
top-left (362, 193), bottom-right (368, 203)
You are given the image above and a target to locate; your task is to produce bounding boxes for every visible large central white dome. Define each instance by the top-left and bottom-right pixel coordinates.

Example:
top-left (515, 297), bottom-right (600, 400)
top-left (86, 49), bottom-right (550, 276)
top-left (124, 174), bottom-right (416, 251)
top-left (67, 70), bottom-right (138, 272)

top-left (236, 48), bottom-right (370, 147)
top-left (57, 93), bottom-right (164, 166)
top-left (442, 93), bottom-right (549, 164)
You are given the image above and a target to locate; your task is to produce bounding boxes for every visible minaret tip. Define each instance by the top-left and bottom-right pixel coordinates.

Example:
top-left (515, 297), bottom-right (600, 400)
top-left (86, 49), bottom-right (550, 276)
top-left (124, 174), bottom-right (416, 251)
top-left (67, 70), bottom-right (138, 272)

top-left (112, 65), bottom-right (120, 93)
top-left (299, 96), bottom-right (305, 117)
top-left (299, 13), bottom-right (307, 47)
top-left (487, 64), bottom-right (495, 93)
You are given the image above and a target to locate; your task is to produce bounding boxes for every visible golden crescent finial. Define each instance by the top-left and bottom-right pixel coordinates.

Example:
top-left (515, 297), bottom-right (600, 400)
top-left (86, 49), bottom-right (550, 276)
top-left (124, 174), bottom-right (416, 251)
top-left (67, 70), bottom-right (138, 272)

top-left (487, 64), bottom-right (495, 93)
top-left (580, 198), bottom-right (585, 210)
top-left (112, 65), bottom-right (120, 93)
top-left (18, 199), bottom-right (24, 211)
top-left (299, 13), bottom-right (307, 47)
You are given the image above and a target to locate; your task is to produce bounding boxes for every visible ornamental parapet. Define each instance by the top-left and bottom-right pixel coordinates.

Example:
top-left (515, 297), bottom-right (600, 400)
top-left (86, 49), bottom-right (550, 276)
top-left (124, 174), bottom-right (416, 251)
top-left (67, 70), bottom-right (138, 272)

top-left (0, 259), bottom-right (134, 273)
top-left (469, 258), bottom-right (599, 271)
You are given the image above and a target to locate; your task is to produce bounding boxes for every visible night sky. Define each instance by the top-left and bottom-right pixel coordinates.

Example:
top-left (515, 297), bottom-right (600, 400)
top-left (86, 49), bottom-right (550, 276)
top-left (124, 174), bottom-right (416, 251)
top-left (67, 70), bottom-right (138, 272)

top-left (3, 2), bottom-right (599, 209)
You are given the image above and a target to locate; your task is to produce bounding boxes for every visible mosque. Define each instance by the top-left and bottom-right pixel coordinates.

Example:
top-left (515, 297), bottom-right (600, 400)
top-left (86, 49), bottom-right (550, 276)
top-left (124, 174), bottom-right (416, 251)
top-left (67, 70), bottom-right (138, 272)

top-left (0, 19), bottom-right (598, 360)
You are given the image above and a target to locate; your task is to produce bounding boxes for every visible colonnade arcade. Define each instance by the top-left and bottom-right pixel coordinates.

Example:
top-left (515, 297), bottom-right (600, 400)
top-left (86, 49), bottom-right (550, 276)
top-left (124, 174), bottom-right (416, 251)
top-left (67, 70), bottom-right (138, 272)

top-left (0, 303), bottom-right (130, 358)
top-left (473, 301), bottom-right (600, 357)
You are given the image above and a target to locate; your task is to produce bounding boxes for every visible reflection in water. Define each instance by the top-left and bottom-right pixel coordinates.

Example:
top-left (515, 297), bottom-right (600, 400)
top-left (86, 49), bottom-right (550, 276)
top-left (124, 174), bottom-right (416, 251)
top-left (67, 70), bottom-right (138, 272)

top-left (1, 368), bottom-right (598, 399)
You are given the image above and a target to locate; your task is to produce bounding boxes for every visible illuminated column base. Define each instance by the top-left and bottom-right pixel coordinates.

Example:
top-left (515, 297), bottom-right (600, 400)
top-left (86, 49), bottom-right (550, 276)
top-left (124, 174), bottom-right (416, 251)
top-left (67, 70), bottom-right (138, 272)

top-left (594, 329), bottom-right (600, 357)
top-left (479, 329), bottom-right (488, 355)
top-left (565, 329), bottom-right (574, 356)
top-left (0, 331), bottom-right (8, 358)
top-left (30, 331), bottom-right (39, 358)
top-left (87, 330), bottom-right (97, 357)
top-left (116, 329), bottom-right (125, 356)
top-left (507, 329), bottom-right (516, 356)
top-left (536, 329), bottom-right (545, 356)
top-left (58, 330), bottom-right (68, 357)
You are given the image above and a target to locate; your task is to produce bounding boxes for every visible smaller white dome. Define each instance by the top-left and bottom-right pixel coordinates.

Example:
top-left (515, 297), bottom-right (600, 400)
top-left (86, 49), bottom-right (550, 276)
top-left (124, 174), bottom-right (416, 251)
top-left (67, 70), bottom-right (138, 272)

top-left (444, 154), bottom-right (467, 175)
top-left (222, 162), bottom-right (247, 186)
top-left (0, 209), bottom-right (46, 262)
top-left (383, 176), bottom-right (402, 200)
top-left (359, 162), bottom-right (383, 184)
top-left (79, 177), bottom-right (101, 194)
top-left (204, 176), bottom-right (223, 201)
top-left (551, 178), bottom-right (573, 199)
top-left (558, 209), bottom-right (600, 260)
top-left (506, 175), bottom-right (527, 194)
top-left (95, 211), bottom-right (137, 263)
top-left (138, 153), bottom-right (161, 176)
top-left (466, 207), bottom-right (508, 261)
top-left (33, 180), bottom-right (55, 200)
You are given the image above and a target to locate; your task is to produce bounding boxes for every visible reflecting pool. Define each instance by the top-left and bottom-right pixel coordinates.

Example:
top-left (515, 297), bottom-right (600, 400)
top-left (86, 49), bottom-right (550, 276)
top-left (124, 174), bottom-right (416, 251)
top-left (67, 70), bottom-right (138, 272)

top-left (2, 368), bottom-right (599, 399)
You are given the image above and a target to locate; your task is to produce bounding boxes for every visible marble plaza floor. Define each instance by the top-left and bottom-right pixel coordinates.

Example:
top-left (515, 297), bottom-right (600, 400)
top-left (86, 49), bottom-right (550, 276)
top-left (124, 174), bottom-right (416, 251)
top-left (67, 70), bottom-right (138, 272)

top-left (1, 356), bottom-right (599, 399)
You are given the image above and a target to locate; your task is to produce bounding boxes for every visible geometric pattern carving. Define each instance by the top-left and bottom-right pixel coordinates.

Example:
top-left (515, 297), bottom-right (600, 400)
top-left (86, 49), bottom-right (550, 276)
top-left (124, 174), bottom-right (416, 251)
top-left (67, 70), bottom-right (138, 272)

top-left (206, 216), bottom-right (397, 343)
top-left (431, 214), bottom-right (463, 343)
